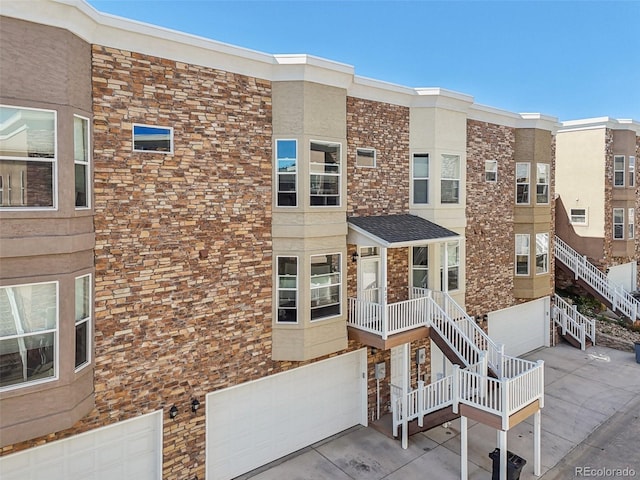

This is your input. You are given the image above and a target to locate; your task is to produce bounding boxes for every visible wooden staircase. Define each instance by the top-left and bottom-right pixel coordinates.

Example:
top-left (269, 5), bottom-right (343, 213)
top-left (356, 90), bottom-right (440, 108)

top-left (557, 325), bottom-right (593, 350)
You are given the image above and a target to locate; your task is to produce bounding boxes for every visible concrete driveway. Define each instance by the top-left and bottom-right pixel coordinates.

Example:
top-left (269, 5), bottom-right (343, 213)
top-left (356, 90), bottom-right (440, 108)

top-left (237, 343), bottom-right (640, 479)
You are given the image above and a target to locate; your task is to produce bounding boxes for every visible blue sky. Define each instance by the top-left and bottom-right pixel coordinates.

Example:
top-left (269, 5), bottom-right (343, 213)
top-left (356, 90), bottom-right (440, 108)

top-left (87, 0), bottom-right (639, 122)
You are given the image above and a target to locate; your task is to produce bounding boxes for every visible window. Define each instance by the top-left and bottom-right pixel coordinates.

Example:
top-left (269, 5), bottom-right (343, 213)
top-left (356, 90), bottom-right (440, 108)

top-left (535, 233), bottom-right (549, 274)
top-left (629, 156), bottom-right (635, 187)
top-left (412, 246), bottom-right (429, 289)
top-left (629, 208), bottom-right (635, 240)
top-left (441, 154), bottom-right (460, 204)
top-left (440, 242), bottom-right (459, 291)
top-left (412, 153), bottom-right (429, 204)
top-left (0, 105), bottom-right (56, 208)
top-left (74, 116), bottom-right (90, 208)
top-left (310, 253), bottom-right (341, 320)
top-left (0, 282), bottom-right (57, 389)
top-left (536, 163), bottom-right (550, 204)
top-left (485, 160), bottom-right (497, 182)
top-left (276, 139), bottom-right (297, 207)
top-left (570, 208), bottom-right (587, 225)
top-left (310, 141), bottom-right (341, 206)
top-left (276, 257), bottom-right (298, 323)
top-left (613, 208), bottom-right (624, 239)
top-left (75, 275), bottom-right (91, 370)
top-left (132, 124), bottom-right (173, 153)
top-left (515, 234), bottom-right (530, 275)
top-left (614, 155), bottom-right (625, 187)
top-left (356, 148), bottom-right (376, 168)
top-left (516, 163), bottom-right (530, 204)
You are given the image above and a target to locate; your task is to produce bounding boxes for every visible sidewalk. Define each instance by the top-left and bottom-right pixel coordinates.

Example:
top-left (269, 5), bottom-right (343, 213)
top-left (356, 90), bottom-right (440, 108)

top-left (237, 343), bottom-right (640, 479)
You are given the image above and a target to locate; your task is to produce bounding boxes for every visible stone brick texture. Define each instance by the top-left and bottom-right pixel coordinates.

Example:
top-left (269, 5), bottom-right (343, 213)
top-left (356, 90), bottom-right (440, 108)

top-left (465, 120), bottom-right (517, 316)
top-left (346, 96), bottom-right (410, 217)
top-left (603, 128), bottom-right (615, 265)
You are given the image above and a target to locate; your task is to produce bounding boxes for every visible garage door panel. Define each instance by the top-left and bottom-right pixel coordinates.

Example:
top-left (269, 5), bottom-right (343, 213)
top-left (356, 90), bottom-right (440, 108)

top-left (488, 298), bottom-right (549, 357)
top-left (207, 349), bottom-right (366, 480)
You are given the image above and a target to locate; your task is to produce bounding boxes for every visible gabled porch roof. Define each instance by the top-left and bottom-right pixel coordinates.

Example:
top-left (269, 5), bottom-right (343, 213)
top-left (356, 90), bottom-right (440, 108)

top-left (347, 214), bottom-right (459, 248)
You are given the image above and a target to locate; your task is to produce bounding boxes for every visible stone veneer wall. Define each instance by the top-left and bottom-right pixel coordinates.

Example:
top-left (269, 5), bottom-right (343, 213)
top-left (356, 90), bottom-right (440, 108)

top-left (602, 128), bottom-right (615, 265)
top-left (465, 120), bottom-right (517, 315)
top-left (346, 97), bottom-right (410, 216)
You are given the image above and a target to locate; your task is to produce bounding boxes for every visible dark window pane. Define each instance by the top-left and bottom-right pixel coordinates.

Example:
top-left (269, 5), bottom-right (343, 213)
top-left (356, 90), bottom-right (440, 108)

top-left (75, 164), bottom-right (87, 207)
top-left (75, 322), bottom-right (88, 368)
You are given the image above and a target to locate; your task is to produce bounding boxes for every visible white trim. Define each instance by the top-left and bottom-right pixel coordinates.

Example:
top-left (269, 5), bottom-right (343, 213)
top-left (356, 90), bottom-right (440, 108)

top-left (411, 152), bottom-right (430, 206)
top-left (614, 155), bottom-right (625, 187)
top-left (275, 255), bottom-right (298, 324)
top-left (274, 138), bottom-right (298, 208)
top-left (515, 233), bottom-right (530, 276)
top-left (309, 139), bottom-right (342, 208)
top-left (74, 273), bottom-right (92, 372)
top-left (516, 162), bottom-right (531, 205)
top-left (569, 207), bottom-right (588, 226)
top-left (613, 208), bottom-right (625, 240)
top-left (310, 252), bottom-right (342, 322)
top-left (485, 159), bottom-right (498, 183)
top-left (355, 147), bottom-right (376, 168)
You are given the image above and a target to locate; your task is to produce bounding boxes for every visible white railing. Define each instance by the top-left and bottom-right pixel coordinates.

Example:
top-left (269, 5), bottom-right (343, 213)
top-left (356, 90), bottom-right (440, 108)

top-left (393, 359), bottom-right (544, 434)
top-left (427, 290), bottom-right (504, 376)
top-left (552, 294), bottom-right (596, 350)
top-left (555, 236), bottom-right (639, 320)
top-left (347, 295), bottom-right (430, 339)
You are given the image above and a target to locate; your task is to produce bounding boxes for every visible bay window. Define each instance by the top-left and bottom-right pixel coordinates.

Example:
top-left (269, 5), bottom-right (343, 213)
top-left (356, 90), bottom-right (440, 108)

top-left (0, 106), bottom-right (56, 208)
top-left (629, 208), bottom-right (635, 240)
top-left (276, 139), bottom-right (297, 207)
top-left (515, 234), bottom-right (530, 275)
top-left (535, 233), bottom-right (549, 274)
top-left (441, 154), bottom-right (460, 204)
top-left (412, 153), bottom-right (429, 204)
top-left (310, 141), bottom-right (340, 206)
top-left (0, 282), bottom-right (57, 389)
top-left (440, 242), bottom-right (459, 291)
top-left (629, 156), bottom-right (635, 187)
top-left (614, 156), bottom-right (625, 187)
top-left (74, 115), bottom-right (90, 208)
top-left (516, 163), bottom-right (530, 204)
top-left (412, 246), bottom-right (429, 289)
top-left (613, 208), bottom-right (624, 239)
top-left (75, 275), bottom-right (91, 370)
top-left (276, 256), bottom-right (298, 323)
top-left (536, 163), bottom-right (549, 204)
top-left (310, 253), bottom-right (341, 320)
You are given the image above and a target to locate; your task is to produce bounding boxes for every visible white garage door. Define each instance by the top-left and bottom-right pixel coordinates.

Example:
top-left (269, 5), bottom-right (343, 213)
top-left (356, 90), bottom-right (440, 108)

top-left (206, 349), bottom-right (367, 480)
top-left (0, 411), bottom-right (162, 480)
top-left (488, 297), bottom-right (550, 357)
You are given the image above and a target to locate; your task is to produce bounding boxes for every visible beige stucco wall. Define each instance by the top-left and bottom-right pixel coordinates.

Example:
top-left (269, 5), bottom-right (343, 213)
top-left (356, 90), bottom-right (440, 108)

top-left (556, 128), bottom-right (606, 238)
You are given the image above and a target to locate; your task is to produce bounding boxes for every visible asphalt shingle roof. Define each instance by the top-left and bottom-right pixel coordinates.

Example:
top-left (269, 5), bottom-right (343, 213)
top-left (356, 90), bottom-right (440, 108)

top-left (347, 214), bottom-right (459, 245)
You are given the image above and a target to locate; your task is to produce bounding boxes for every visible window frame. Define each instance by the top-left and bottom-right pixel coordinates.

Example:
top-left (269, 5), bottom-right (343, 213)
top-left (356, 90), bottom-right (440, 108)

top-left (275, 138), bottom-right (298, 207)
top-left (440, 154), bottom-right (460, 204)
top-left (536, 163), bottom-right (550, 204)
top-left (411, 245), bottom-right (429, 290)
top-left (74, 274), bottom-right (92, 371)
top-left (570, 208), bottom-right (588, 225)
top-left (0, 105), bottom-right (58, 210)
top-left (629, 208), bottom-right (635, 240)
top-left (276, 256), bottom-right (298, 324)
top-left (516, 162), bottom-right (530, 205)
top-left (132, 123), bottom-right (174, 154)
top-left (614, 155), bottom-right (625, 187)
top-left (440, 241), bottom-right (460, 291)
top-left (629, 156), bottom-right (635, 188)
top-left (0, 280), bottom-right (59, 391)
top-left (74, 115), bottom-right (90, 210)
top-left (412, 153), bottom-right (430, 205)
top-left (310, 253), bottom-right (342, 321)
top-left (515, 234), bottom-right (530, 276)
top-left (356, 147), bottom-right (376, 168)
top-left (613, 208), bottom-right (625, 239)
top-left (309, 140), bottom-right (342, 207)
top-left (485, 160), bottom-right (498, 183)
top-left (535, 232), bottom-right (549, 275)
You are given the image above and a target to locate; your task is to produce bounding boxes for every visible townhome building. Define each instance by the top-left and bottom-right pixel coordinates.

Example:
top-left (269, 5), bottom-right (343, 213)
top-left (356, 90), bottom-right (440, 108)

top-left (555, 118), bottom-right (640, 304)
top-left (1, 1), bottom-right (555, 479)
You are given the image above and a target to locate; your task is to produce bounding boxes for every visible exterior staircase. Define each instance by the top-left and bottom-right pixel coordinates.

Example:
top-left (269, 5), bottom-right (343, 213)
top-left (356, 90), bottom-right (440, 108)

top-left (391, 290), bottom-right (544, 441)
top-left (555, 236), bottom-right (640, 321)
top-left (552, 294), bottom-right (596, 350)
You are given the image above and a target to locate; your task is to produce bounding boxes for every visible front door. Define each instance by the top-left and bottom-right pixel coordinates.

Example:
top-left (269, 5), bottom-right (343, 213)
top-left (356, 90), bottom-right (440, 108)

top-left (359, 255), bottom-right (380, 303)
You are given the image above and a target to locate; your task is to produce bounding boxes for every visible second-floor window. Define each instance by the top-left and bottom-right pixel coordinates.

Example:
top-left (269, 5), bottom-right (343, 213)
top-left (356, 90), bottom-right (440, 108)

top-left (74, 116), bottom-right (90, 208)
top-left (75, 274), bottom-right (91, 370)
top-left (276, 139), bottom-right (297, 207)
top-left (570, 208), bottom-right (587, 225)
top-left (276, 256), bottom-right (298, 323)
top-left (536, 233), bottom-right (549, 274)
top-left (0, 105), bottom-right (56, 209)
top-left (614, 155), bottom-right (625, 187)
top-left (412, 153), bottom-right (429, 204)
top-left (629, 208), bottom-right (635, 240)
top-left (516, 163), bottom-right (530, 204)
top-left (0, 281), bottom-right (58, 390)
top-left (629, 156), bottom-right (635, 187)
top-left (485, 160), bottom-right (497, 182)
top-left (441, 154), bottom-right (460, 204)
top-left (310, 141), bottom-right (340, 206)
top-left (411, 246), bottom-right (429, 289)
top-left (536, 164), bottom-right (550, 204)
top-left (613, 208), bottom-right (624, 239)
top-left (310, 253), bottom-right (341, 320)
top-left (515, 234), bottom-right (530, 275)
top-left (440, 242), bottom-right (459, 291)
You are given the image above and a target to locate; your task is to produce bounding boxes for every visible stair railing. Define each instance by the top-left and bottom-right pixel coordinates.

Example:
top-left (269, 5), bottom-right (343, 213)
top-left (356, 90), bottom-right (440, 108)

top-left (555, 236), bottom-right (639, 320)
top-left (552, 294), bottom-right (595, 350)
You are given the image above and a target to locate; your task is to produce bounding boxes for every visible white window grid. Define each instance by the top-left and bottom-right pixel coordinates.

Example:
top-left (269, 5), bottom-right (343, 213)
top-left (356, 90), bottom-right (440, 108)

top-left (614, 155), bottom-right (625, 187)
top-left (74, 115), bottom-right (91, 210)
top-left (515, 234), bottom-right (530, 276)
top-left (309, 141), bottom-right (341, 207)
top-left (74, 274), bottom-right (92, 372)
top-left (276, 256), bottom-right (298, 324)
top-left (613, 208), bottom-right (625, 239)
top-left (516, 162), bottom-right (530, 204)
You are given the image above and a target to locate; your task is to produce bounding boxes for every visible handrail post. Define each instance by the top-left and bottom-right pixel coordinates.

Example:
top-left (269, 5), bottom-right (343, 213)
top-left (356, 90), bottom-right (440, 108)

top-left (417, 380), bottom-right (424, 427)
top-left (496, 343), bottom-right (504, 378)
top-left (500, 376), bottom-right (509, 431)
top-left (479, 351), bottom-right (487, 399)
top-left (452, 365), bottom-right (460, 414)
top-left (537, 360), bottom-right (545, 408)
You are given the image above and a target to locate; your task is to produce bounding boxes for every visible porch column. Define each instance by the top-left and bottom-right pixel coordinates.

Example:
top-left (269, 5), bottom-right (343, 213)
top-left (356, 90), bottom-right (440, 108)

top-left (380, 247), bottom-right (388, 338)
top-left (401, 341), bottom-right (409, 449)
top-left (497, 430), bottom-right (507, 480)
top-left (534, 410), bottom-right (541, 476)
top-left (460, 416), bottom-right (468, 480)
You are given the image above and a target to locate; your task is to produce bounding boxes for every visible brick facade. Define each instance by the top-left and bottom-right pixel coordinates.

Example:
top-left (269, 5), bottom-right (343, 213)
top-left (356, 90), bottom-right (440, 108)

top-left (465, 120), bottom-right (517, 315)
